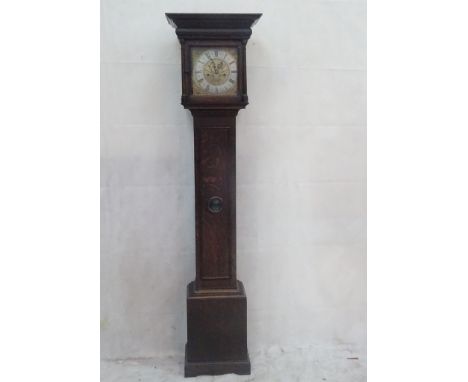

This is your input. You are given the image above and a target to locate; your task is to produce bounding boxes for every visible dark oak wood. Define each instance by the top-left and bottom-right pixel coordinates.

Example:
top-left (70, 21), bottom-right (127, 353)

top-left (193, 109), bottom-right (238, 290)
top-left (166, 13), bottom-right (261, 377)
top-left (185, 281), bottom-right (250, 377)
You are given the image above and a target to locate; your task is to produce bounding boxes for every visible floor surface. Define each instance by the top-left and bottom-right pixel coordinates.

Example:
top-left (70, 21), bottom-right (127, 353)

top-left (101, 344), bottom-right (366, 382)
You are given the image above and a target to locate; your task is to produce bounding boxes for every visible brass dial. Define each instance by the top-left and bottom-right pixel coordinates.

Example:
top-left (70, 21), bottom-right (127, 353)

top-left (192, 48), bottom-right (238, 96)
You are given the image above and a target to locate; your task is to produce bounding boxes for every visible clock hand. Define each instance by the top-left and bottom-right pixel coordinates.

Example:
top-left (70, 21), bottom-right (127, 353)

top-left (212, 60), bottom-right (219, 74)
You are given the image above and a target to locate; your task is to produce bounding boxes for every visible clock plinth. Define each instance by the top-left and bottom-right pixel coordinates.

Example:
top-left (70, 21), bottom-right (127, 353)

top-left (185, 282), bottom-right (250, 377)
top-left (166, 13), bottom-right (262, 377)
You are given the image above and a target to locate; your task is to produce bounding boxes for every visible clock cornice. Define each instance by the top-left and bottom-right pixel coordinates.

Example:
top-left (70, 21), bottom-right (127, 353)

top-left (165, 13), bottom-right (262, 40)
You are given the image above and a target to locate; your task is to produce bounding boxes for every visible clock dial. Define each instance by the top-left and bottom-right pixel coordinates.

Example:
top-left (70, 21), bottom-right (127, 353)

top-left (191, 48), bottom-right (238, 96)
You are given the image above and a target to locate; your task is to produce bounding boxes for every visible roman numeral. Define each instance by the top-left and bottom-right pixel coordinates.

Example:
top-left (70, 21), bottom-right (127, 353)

top-left (214, 50), bottom-right (218, 57)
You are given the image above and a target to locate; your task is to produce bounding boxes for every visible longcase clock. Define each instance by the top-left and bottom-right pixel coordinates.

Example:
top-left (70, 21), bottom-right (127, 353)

top-left (166, 13), bottom-right (262, 377)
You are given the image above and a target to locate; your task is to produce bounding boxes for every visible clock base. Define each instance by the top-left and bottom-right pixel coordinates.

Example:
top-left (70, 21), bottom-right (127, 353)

top-left (184, 281), bottom-right (250, 377)
top-left (184, 345), bottom-right (251, 377)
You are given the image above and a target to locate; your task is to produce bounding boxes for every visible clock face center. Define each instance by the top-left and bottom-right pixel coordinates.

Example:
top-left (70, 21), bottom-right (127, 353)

top-left (203, 58), bottom-right (230, 86)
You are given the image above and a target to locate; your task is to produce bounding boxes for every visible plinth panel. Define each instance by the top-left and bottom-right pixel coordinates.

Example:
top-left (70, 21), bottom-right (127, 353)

top-left (185, 281), bottom-right (250, 377)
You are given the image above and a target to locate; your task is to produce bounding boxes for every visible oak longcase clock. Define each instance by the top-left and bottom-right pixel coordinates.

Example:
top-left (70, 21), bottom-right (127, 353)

top-left (166, 13), bottom-right (262, 378)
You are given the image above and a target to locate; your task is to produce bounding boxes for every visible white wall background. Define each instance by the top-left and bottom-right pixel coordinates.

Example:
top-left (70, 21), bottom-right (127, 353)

top-left (101, 0), bottom-right (366, 360)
